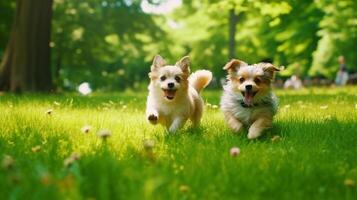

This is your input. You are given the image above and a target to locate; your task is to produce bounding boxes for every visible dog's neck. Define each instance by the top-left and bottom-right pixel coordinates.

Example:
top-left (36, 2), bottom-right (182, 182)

top-left (236, 90), bottom-right (274, 108)
top-left (238, 99), bottom-right (273, 108)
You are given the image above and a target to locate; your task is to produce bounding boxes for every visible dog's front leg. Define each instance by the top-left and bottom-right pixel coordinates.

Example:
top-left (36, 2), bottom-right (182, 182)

top-left (248, 117), bottom-right (272, 139)
top-left (146, 108), bottom-right (159, 125)
top-left (224, 112), bottom-right (243, 133)
top-left (168, 117), bottom-right (185, 133)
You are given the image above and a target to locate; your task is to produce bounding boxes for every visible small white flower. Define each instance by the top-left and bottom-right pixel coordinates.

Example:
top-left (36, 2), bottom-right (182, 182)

top-left (81, 125), bottom-right (92, 134)
top-left (230, 147), bottom-right (240, 157)
top-left (46, 109), bottom-right (53, 115)
top-left (320, 105), bottom-right (328, 109)
top-left (97, 129), bottom-right (112, 139)
top-left (212, 105), bottom-right (218, 109)
top-left (78, 82), bottom-right (92, 95)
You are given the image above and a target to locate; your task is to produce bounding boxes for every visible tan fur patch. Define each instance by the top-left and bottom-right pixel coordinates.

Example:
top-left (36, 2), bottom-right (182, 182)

top-left (146, 55), bottom-right (212, 133)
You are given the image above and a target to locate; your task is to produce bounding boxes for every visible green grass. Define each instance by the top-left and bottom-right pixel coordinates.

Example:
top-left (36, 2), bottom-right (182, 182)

top-left (1, 87), bottom-right (357, 200)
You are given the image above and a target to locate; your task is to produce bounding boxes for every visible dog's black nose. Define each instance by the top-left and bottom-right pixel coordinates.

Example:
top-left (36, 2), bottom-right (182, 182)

top-left (245, 85), bottom-right (252, 90)
top-left (168, 83), bottom-right (175, 88)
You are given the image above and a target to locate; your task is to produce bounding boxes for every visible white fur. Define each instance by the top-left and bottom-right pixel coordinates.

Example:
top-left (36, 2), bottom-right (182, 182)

top-left (146, 56), bottom-right (212, 133)
top-left (220, 60), bottom-right (280, 139)
top-left (221, 84), bottom-right (278, 125)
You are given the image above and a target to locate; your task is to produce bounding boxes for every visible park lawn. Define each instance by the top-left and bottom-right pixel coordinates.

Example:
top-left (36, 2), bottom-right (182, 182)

top-left (0, 87), bottom-right (357, 200)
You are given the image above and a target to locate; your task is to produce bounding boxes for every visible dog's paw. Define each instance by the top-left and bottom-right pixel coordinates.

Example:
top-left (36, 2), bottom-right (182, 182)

top-left (228, 120), bottom-right (242, 133)
top-left (147, 114), bottom-right (158, 124)
top-left (226, 116), bottom-right (243, 133)
top-left (168, 126), bottom-right (178, 133)
top-left (231, 123), bottom-right (243, 133)
top-left (247, 130), bottom-right (262, 140)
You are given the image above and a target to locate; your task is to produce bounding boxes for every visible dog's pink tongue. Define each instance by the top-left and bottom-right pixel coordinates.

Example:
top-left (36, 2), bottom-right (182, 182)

top-left (164, 90), bottom-right (176, 99)
top-left (244, 92), bottom-right (254, 105)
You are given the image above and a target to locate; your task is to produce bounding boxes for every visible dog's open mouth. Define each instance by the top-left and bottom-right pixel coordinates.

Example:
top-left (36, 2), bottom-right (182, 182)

top-left (163, 89), bottom-right (177, 100)
top-left (242, 91), bottom-right (258, 105)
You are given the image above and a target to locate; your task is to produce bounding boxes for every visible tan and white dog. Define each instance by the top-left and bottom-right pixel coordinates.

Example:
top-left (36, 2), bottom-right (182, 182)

top-left (220, 59), bottom-right (281, 139)
top-left (146, 55), bottom-right (212, 133)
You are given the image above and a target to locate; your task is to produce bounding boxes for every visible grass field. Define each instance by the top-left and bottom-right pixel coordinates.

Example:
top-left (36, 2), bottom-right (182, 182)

top-left (1, 87), bottom-right (357, 200)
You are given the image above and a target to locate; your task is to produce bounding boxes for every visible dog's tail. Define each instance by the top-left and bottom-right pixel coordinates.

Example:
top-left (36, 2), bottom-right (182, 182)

top-left (189, 70), bottom-right (212, 93)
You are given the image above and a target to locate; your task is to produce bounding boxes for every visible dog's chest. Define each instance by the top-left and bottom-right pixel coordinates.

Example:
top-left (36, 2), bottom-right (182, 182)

top-left (156, 98), bottom-right (191, 117)
top-left (232, 106), bottom-right (268, 125)
top-left (221, 91), bottom-right (277, 125)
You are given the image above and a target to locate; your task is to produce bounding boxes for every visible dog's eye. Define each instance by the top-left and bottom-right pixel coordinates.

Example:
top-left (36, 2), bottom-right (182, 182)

top-left (239, 77), bottom-right (245, 83)
top-left (254, 77), bottom-right (261, 84)
top-left (160, 76), bottom-right (166, 81)
top-left (175, 75), bottom-right (181, 83)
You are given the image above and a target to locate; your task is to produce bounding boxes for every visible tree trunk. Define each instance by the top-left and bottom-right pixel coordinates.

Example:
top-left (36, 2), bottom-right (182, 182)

top-left (228, 8), bottom-right (238, 59)
top-left (0, 0), bottom-right (53, 92)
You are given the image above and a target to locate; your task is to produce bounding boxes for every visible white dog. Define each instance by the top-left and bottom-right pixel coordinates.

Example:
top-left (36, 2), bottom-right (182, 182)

top-left (220, 59), bottom-right (281, 139)
top-left (146, 55), bottom-right (212, 133)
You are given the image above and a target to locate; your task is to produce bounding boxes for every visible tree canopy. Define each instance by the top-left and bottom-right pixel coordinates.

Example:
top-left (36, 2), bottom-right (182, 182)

top-left (0, 0), bottom-right (356, 91)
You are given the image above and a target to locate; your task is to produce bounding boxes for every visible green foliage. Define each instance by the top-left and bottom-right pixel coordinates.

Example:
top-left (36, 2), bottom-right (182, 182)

top-left (0, 0), bottom-right (356, 89)
top-left (167, 0), bottom-right (325, 78)
top-left (51, 0), bottom-right (166, 90)
top-left (1, 88), bottom-right (357, 199)
top-left (0, 0), bottom-right (15, 57)
top-left (310, 0), bottom-right (357, 78)
top-left (167, 0), bottom-right (356, 78)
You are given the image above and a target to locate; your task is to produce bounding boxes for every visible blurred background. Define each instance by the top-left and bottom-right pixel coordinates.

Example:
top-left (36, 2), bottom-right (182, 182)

top-left (0, 0), bottom-right (356, 93)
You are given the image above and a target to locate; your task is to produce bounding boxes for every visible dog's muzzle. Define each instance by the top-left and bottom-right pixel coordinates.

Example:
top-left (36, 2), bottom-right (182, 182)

top-left (163, 89), bottom-right (177, 100)
top-left (241, 90), bottom-right (258, 105)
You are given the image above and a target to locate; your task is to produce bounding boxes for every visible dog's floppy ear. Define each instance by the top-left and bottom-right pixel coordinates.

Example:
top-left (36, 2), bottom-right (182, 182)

top-left (260, 63), bottom-right (283, 80)
top-left (223, 59), bottom-right (248, 73)
top-left (176, 56), bottom-right (190, 74)
top-left (151, 55), bottom-right (166, 71)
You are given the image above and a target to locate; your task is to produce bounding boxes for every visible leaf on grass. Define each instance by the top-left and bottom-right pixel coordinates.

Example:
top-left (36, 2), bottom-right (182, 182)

top-left (1, 155), bottom-right (15, 170)
top-left (31, 145), bottom-right (41, 153)
top-left (179, 184), bottom-right (190, 193)
top-left (64, 152), bottom-right (81, 168)
top-left (344, 179), bottom-right (355, 187)
top-left (271, 135), bottom-right (281, 142)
